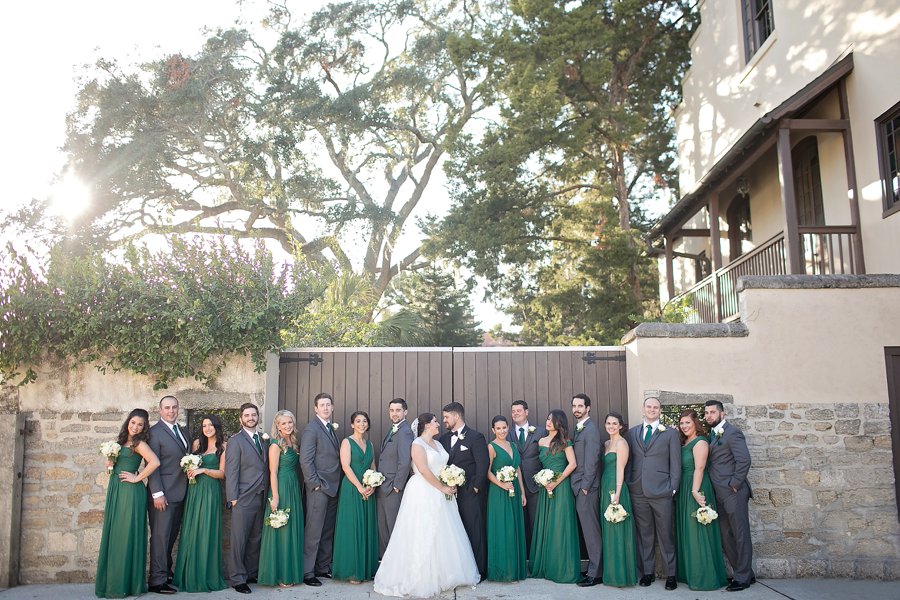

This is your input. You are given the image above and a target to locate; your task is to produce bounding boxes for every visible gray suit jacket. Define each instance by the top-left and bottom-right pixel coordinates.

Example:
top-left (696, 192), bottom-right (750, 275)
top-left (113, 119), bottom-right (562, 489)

top-left (225, 429), bottom-right (269, 507)
top-left (571, 418), bottom-right (606, 493)
top-left (708, 421), bottom-right (752, 495)
top-left (147, 420), bottom-right (188, 503)
top-left (299, 419), bottom-right (342, 497)
top-left (376, 420), bottom-right (414, 497)
top-left (513, 424), bottom-right (546, 495)
top-left (626, 422), bottom-right (681, 498)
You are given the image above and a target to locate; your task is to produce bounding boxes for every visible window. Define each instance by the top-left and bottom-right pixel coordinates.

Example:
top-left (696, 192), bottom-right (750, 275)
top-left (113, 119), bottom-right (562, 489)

top-left (792, 137), bottom-right (825, 227)
top-left (742, 0), bottom-right (774, 61)
top-left (876, 100), bottom-right (900, 216)
top-left (727, 195), bottom-right (752, 260)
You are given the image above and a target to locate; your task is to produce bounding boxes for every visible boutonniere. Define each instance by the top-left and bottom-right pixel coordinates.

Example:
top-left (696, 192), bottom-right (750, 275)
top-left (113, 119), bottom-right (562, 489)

top-left (657, 425), bottom-right (666, 432)
top-left (331, 423), bottom-right (340, 431)
top-left (457, 431), bottom-right (466, 441)
top-left (391, 424), bottom-right (399, 434)
top-left (261, 433), bottom-right (270, 441)
top-left (528, 425), bottom-right (536, 433)
top-left (576, 423), bottom-right (585, 433)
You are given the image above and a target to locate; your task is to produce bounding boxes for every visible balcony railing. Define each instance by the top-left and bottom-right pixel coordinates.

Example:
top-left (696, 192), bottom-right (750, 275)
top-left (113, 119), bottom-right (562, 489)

top-left (674, 226), bottom-right (859, 323)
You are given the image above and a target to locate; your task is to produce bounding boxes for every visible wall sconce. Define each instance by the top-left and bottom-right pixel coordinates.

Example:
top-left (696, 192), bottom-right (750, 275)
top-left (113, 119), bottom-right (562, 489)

top-left (736, 176), bottom-right (751, 198)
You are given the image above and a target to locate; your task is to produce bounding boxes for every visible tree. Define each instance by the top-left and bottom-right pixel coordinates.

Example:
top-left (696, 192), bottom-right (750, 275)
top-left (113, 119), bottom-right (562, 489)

top-left (4, 1), bottom-right (505, 307)
top-left (383, 264), bottom-right (482, 347)
top-left (430, 0), bottom-right (695, 344)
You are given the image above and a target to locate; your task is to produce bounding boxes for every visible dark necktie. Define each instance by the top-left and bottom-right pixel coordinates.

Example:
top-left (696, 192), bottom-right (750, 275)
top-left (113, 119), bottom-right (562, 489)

top-left (518, 427), bottom-right (525, 446)
top-left (172, 424), bottom-right (186, 452)
top-left (253, 432), bottom-right (263, 455)
top-left (644, 425), bottom-right (653, 445)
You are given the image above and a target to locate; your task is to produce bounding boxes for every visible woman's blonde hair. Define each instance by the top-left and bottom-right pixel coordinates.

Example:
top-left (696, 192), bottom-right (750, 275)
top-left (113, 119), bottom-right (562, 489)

top-left (270, 410), bottom-right (298, 452)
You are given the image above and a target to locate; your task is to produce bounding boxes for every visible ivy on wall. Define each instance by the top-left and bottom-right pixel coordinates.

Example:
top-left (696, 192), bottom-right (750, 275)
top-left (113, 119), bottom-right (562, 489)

top-left (0, 238), bottom-right (321, 389)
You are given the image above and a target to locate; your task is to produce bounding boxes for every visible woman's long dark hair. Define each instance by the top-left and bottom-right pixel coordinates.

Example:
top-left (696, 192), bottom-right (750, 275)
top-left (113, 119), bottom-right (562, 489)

top-left (416, 412), bottom-right (436, 437)
top-left (117, 409), bottom-right (150, 446)
top-left (604, 412), bottom-right (628, 436)
top-left (678, 409), bottom-right (707, 444)
top-left (195, 414), bottom-right (226, 456)
top-left (547, 409), bottom-right (570, 455)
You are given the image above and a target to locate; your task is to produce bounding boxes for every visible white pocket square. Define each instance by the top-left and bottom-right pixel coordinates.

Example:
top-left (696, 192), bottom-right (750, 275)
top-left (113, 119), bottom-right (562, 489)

top-left (460, 445), bottom-right (469, 451)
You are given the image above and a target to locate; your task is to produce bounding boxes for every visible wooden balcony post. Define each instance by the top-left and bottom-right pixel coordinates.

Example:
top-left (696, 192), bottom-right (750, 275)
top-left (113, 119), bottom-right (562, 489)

top-left (664, 234), bottom-right (675, 301)
top-left (777, 127), bottom-right (803, 274)
top-left (709, 193), bottom-right (723, 321)
top-left (839, 79), bottom-right (866, 273)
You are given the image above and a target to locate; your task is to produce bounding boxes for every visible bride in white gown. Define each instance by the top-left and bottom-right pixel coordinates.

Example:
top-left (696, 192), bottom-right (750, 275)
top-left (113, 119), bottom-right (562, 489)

top-left (374, 413), bottom-right (480, 598)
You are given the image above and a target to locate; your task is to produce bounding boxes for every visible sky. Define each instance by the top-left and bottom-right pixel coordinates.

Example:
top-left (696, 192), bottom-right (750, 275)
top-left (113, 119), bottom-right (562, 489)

top-left (0, 0), bottom-right (510, 329)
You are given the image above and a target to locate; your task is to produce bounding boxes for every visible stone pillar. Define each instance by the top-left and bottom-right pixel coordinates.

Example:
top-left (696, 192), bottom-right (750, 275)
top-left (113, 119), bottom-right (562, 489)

top-left (0, 412), bottom-right (25, 588)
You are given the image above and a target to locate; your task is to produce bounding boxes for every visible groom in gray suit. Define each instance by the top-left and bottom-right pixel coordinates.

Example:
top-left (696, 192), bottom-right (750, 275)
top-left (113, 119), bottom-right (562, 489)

top-left (147, 395), bottom-right (188, 595)
top-left (376, 398), bottom-right (414, 557)
top-left (704, 400), bottom-right (755, 592)
top-left (299, 392), bottom-right (342, 587)
top-left (571, 393), bottom-right (607, 587)
top-left (225, 402), bottom-right (269, 594)
top-left (626, 396), bottom-right (681, 591)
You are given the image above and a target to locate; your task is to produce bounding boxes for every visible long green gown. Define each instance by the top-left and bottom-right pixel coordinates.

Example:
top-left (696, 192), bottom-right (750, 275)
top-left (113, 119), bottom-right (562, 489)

top-left (486, 441), bottom-right (527, 581)
top-left (95, 447), bottom-right (147, 598)
top-left (528, 443), bottom-right (580, 583)
top-left (599, 451), bottom-right (638, 587)
top-left (332, 439), bottom-right (378, 581)
top-left (258, 447), bottom-right (305, 586)
top-left (676, 437), bottom-right (728, 590)
top-left (172, 453), bottom-right (227, 592)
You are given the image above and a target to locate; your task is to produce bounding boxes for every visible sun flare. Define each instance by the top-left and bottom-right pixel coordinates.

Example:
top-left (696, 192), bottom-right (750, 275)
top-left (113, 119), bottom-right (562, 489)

top-left (50, 174), bottom-right (91, 222)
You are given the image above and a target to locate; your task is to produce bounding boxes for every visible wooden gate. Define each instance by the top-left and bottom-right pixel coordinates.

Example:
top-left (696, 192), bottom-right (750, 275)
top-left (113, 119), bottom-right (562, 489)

top-left (278, 347), bottom-right (626, 442)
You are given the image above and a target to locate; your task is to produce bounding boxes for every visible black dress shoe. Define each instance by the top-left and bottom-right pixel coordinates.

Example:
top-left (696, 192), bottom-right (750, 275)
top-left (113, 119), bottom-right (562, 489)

top-left (580, 571), bottom-right (588, 578)
top-left (577, 576), bottom-right (600, 587)
top-left (665, 576), bottom-right (678, 590)
top-left (233, 583), bottom-right (252, 594)
top-left (148, 583), bottom-right (177, 595)
top-left (727, 581), bottom-right (750, 592)
top-left (314, 571), bottom-right (332, 579)
top-left (639, 574), bottom-right (655, 587)
top-left (247, 577), bottom-right (258, 584)
top-left (304, 577), bottom-right (322, 587)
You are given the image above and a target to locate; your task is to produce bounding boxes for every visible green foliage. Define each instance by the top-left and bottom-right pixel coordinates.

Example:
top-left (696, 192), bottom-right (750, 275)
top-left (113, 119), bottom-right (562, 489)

top-left (0, 238), bottom-right (319, 389)
top-left (383, 264), bottom-right (482, 347)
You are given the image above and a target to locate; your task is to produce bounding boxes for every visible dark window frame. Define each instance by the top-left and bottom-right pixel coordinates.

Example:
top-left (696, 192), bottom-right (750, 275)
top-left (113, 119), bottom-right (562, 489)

top-left (741, 0), bottom-right (775, 62)
top-left (876, 100), bottom-right (900, 218)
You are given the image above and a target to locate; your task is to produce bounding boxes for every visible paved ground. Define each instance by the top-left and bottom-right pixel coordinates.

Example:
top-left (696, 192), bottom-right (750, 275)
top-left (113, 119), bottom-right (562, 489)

top-left (2, 578), bottom-right (900, 600)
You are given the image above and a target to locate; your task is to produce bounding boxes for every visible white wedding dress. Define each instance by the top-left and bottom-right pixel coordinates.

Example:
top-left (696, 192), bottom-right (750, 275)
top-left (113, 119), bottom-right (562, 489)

top-left (374, 437), bottom-right (479, 598)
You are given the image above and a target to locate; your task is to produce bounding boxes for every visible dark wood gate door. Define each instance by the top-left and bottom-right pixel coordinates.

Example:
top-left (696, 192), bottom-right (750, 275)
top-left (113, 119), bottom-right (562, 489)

top-left (279, 347), bottom-right (626, 444)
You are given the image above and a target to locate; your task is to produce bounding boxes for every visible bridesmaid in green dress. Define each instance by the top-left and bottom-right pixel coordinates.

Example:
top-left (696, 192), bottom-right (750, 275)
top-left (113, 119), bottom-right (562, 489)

top-left (675, 409), bottom-right (728, 590)
top-left (529, 409), bottom-right (580, 584)
top-left (485, 415), bottom-right (527, 581)
top-left (333, 411), bottom-right (379, 583)
top-left (258, 410), bottom-right (305, 588)
top-left (95, 409), bottom-right (160, 598)
top-left (599, 412), bottom-right (638, 587)
top-left (172, 415), bottom-right (227, 592)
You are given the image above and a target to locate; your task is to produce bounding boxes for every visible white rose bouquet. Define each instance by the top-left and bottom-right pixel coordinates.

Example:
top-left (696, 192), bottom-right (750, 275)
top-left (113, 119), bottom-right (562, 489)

top-left (99, 441), bottom-right (122, 476)
top-left (534, 469), bottom-right (559, 498)
top-left (180, 454), bottom-right (202, 485)
top-left (265, 507), bottom-right (290, 529)
top-left (694, 495), bottom-right (719, 525)
top-left (604, 491), bottom-right (629, 523)
top-left (496, 466), bottom-right (517, 498)
top-left (438, 464), bottom-right (466, 500)
top-left (361, 469), bottom-right (385, 500)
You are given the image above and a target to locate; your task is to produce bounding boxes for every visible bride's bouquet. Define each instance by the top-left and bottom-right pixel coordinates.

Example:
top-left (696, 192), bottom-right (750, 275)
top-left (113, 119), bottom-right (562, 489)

top-left (694, 493), bottom-right (719, 524)
top-left (496, 466), bottom-right (517, 498)
top-left (99, 441), bottom-right (122, 476)
top-left (534, 469), bottom-right (559, 498)
top-left (604, 491), bottom-right (629, 523)
top-left (265, 507), bottom-right (290, 529)
top-left (362, 469), bottom-right (385, 500)
top-left (438, 464), bottom-right (466, 500)
top-left (180, 454), bottom-right (202, 485)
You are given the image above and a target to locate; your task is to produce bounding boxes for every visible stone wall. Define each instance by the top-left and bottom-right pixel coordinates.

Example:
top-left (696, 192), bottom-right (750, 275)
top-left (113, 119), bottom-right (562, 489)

top-left (653, 392), bottom-right (900, 579)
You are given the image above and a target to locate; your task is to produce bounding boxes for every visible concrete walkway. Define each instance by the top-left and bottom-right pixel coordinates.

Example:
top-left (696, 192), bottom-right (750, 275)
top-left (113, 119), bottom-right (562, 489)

top-left (2, 579), bottom-right (900, 600)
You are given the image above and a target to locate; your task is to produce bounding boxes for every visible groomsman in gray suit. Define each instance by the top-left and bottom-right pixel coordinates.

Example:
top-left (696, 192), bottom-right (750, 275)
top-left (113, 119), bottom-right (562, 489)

top-left (704, 400), bottom-right (755, 592)
top-left (377, 398), bottom-right (414, 558)
top-left (571, 393), bottom-right (607, 587)
top-left (510, 400), bottom-right (545, 556)
top-left (147, 395), bottom-right (188, 595)
top-left (299, 392), bottom-right (342, 587)
top-left (626, 396), bottom-right (681, 591)
top-left (225, 402), bottom-right (269, 594)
